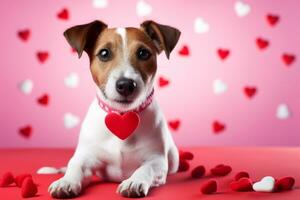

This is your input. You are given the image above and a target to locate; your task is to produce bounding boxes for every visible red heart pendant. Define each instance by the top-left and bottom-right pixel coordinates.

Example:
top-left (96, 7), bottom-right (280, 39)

top-left (230, 177), bottom-right (253, 192)
top-left (105, 112), bottom-right (140, 140)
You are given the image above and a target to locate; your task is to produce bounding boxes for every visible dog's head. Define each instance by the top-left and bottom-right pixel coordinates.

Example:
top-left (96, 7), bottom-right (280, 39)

top-left (64, 20), bottom-right (180, 111)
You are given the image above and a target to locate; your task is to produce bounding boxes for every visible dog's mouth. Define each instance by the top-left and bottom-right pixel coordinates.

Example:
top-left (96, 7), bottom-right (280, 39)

top-left (113, 99), bottom-right (133, 104)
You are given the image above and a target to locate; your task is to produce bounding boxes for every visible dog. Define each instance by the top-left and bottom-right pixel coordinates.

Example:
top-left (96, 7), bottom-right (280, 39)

top-left (47, 20), bottom-right (181, 198)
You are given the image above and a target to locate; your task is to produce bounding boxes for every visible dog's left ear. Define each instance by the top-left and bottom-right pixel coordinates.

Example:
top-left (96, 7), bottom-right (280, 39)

top-left (141, 20), bottom-right (181, 59)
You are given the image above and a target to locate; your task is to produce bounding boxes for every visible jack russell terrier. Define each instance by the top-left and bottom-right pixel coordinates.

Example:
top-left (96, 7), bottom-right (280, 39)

top-left (44, 20), bottom-right (181, 198)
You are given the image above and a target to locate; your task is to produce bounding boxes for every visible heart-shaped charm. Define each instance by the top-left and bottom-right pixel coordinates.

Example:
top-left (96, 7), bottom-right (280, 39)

top-left (253, 176), bottom-right (275, 192)
top-left (136, 0), bottom-right (152, 17)
top-left (15, 174), bottom-right (32, 187)
top-left (201, 180), bottom-right (217, 194)
top-left (274, 177), bottom-right (295, 192)
top-left (230, 177), bottom-right (253, 191)
top-left (17, 29), bottom-right (30, 42)
top-left (194, 17), bottom-right (210, 34)
top-left (178, 45), bottom-right (190, 56)
top-left (256, 37), bottom-right (269, 50)
top-left (217, 48), bottom-right (230, 60)
top-left (234, 1), bottom-right (251, 17)
top-left (276, 103), bottom-right (291, 120)
top-left (57, 8), bottom-right (69, 20)
top-left (21, 177), bottom-right (38, 198)
top-left (168, 119), bottom-right (180, 131)
top-left (266, 14), bottom-right (279, 26)
top-left (235, 171), bottom-right (250, 181)
top-left (191, 165), bottom-right (206, 178)
top-left (105, 112), bottom-right (140, 140)
top-left (210, 164), bottom-right (232, 176)
top-left (19, 79), bottom-right (33, 94)
top-left (64, 72), bottom-right (79, 88)
top-left (213, 79), bottom-right (228, 95)
top-left (158, 76), bottom-right (170, 87)
top-left (0, 172), bottom-right (15, 187)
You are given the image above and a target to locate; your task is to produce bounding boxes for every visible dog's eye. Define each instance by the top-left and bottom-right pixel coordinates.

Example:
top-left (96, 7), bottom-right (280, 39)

top-left (137, 48), bottom-right (151, 60)
top-left (98, 48), bottom-right (111, 62)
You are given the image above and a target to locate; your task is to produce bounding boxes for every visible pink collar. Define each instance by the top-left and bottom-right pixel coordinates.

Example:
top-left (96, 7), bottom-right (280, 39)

top-left (97, 89), bottom-right (154, 114)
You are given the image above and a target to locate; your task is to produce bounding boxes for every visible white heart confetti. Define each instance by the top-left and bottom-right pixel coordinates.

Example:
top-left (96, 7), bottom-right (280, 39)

top-left (194, 17), bottom-right (210, 34)
top-left (213, 79), bottom-right (228, 95)
top-left (93, 0), bottom-right (108, 8)
top-left (64, 72), bottom-right (79, 88)
top-left (253, 176), bottom-right (275, 192)
top-left (136, 0), bottom-right (152, 17)
top-left (19, 79), bottom-right (33, 94)
top-left (276, 103), bottom-right (291, 120)
top-left (64, 113), bottom-right (80, 129)
top-left (235, 1), bottom-right (251, 17)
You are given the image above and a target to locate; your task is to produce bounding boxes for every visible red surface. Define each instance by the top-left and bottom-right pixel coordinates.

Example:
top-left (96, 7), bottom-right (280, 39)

top-left (0, 147), bottom-right (299, 199)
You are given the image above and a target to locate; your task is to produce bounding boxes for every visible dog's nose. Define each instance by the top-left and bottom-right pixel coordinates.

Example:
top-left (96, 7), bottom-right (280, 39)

top-left (116, 78), bottom-right (137, 97)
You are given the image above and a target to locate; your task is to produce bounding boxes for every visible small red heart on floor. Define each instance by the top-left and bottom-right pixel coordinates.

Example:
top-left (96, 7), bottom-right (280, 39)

top-left (256, 38), bottom-right (269, 50)
top-left (212, 121), bottom-right (225, 133)
top-left (0, 172), bottom-right (14, 187)
top-left (244, 86), bottom-right (257, 98)
top-left (158, 76), bottom-right (170, 87)
top-left (274, 177), bottom-right (295, 192)
top-left (191, 165), bottom-right (206, 178)
top-left (266, 14), bottom-right (279, 26)
top-left (36, 51), bottom-right (49, 63)
top-left (37, 94), bottom-right (49, 106)
top-left (282, 54), bottom-right (295, 66)
top-left (15, 174), bottom-right (32, 187)
top-left (19, 125), bottom-right (33, 138)
top-left (168, 120), bottom-right (180, 131)
top-left (179, 151), bottom-right (194, 160)
top-left (105, 112), bottom-right (140, 140)
top-left (217, 48), bottom-right (230, 60)
top-left (178, 159), bottom-right (190, 172)
top-left (57, 8), bottom-right (69, 20)
top-left (235, 171), bottom-right (250, 181)
top-left (230, 177), bottom-right (253, 191)
top-left (210, 164), bottom-right (232, 176)
top-left (178, 45), bottom-right (189, 56)
top-left (17, 29), bottom-right (30, 41)
top-left (21, 177), bottom-right (38, 198)
top-left (201, 180), bottom-right (217, 194)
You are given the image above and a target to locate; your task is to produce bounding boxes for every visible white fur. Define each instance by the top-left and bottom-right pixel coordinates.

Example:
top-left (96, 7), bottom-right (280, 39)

top-left (47, 28), bottom-right (178, 198)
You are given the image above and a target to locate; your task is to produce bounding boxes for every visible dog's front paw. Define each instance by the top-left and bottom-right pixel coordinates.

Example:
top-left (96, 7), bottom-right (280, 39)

top-left (48, 178), bottom-right (82, 198)
top-left (117, 178), bottom-right (150, 198)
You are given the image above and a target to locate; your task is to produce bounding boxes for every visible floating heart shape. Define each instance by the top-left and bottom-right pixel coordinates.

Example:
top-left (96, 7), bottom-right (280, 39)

top-left (64, 72), bottom-right (79, 88)
top-left (201, 180), bottom-right (217, 194)
top-left (168, 120), bottom-right (180, 131)
top-left (213, 79), bottom-right (228, 95)
top-left (210, 164), bottom-right (232, 176)
top-left (217, 48), bottom-right (230, 60)
top-left (57, 8), bottom-right (69, 20)
top-left (19, 79), bottom-right (33, 94)
top-left (136, 0), bottom-right (152, 17)
top-left (274, 177), bottom-right (295, 192)
top-left (17, 29), bottom-right (30, 41)
top-left (276, 103), bottom-right (290, 120)
top-left (158, 76), bottom-right (170, 87)
top-left (282, 53), bottom-right (295, 66)
top-left (0, 172), bottom-right (14, 187)
top-left (235, 1), bottom-right (251, 17)
top-left (212, 121), bottom-right (226, 133)
top-left (21, 177), bottom-right (38, 198)
top-left (253, 176), bottom-right (275, 192)
top-left (194, 17), bottom-right (210, 34)
top-left (105, 112), bottom-right (140, 140)
top-left (93, 0), bottom-right (108, 8)
top-left (235, 171), bottom-right (250, 181)
top-left (256, 37), bottom-right (269, 50)
top-left (266, 14), bottom-right (279, 26)
top-left (191, 165), bottom-right (206, 179)
top-left (19, 125), bottom-right (33, 138)
top-left (230, 177), bottom-right (253, 191)
top-left (64, 113), bottom-right (80, 129)
top-left (15, 174), bottom-right (32, 187)
top-left (179, 151), bottom-right (194, 160)
top-left (244, 86), bottom-right (257, 98)
top-left (36, 51), bottom-right (49, 63)
top-left (37, 94), bottom-right (49, 106)
top-left (178, 45), bottom-right (190, 56)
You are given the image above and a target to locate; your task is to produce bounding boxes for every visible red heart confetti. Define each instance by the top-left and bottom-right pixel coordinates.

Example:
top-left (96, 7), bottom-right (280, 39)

top-left (158, 76), bottom-right (170, 87)
top-left (217, 48), bottom-right (230, 60)
top-left (212, 121), bottom-right (225, 133)
top-left (230, 177), bottom-right (253, 192)
top-left (210, 164), bottom-right (232, 176)
top-left (266, 14), bottom-right (279, 26)
top-left (21, 177), bottom-right (38, 198)
top-left (105, 112), bottom-right (140, 140)
top-left (178, 45), bottom-right (190, 56)
top-left (37, 94), bottom-right (49, 106)
top-left (256, 37), bottom-right (269, 50)
top-left (168, 119), bottom-right (180, 131)
top-left (235, 171), bottom-right (250, 181)
top-left (36, 51), bottom-right (49, 63)
top-left (17, 29), bottom-right (30, 42)
top-left (274, 177), bottom-right (295, 192)
top-left (19, 125), bottom-right (33, 138)
top-left (244, 86), bottom-right (257, 98)
top-left (0, 172), bottom-right (15, 187)
top-left (179, 151), bottom-right (194, 160)
top-left (282, 53), bottom-right (296, 66)
top-left (57, 8), bottom-right (69, 20)
top-left (178, 159), bottom-right (190, 172)
top-left (191, 165), bottom-right (206, 179)
top-left (201, 179), bottom-right (217, 194)
top-left (15, 174), bottom-right (32, 187)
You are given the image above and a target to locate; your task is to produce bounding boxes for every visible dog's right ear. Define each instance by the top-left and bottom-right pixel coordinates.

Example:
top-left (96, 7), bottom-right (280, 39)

top-left (64, 20), bottom-right (107, 58)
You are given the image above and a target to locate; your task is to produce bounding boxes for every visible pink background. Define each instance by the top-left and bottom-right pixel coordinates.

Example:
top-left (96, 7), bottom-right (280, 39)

top-left (0, 0), bottom-right (299, 148)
